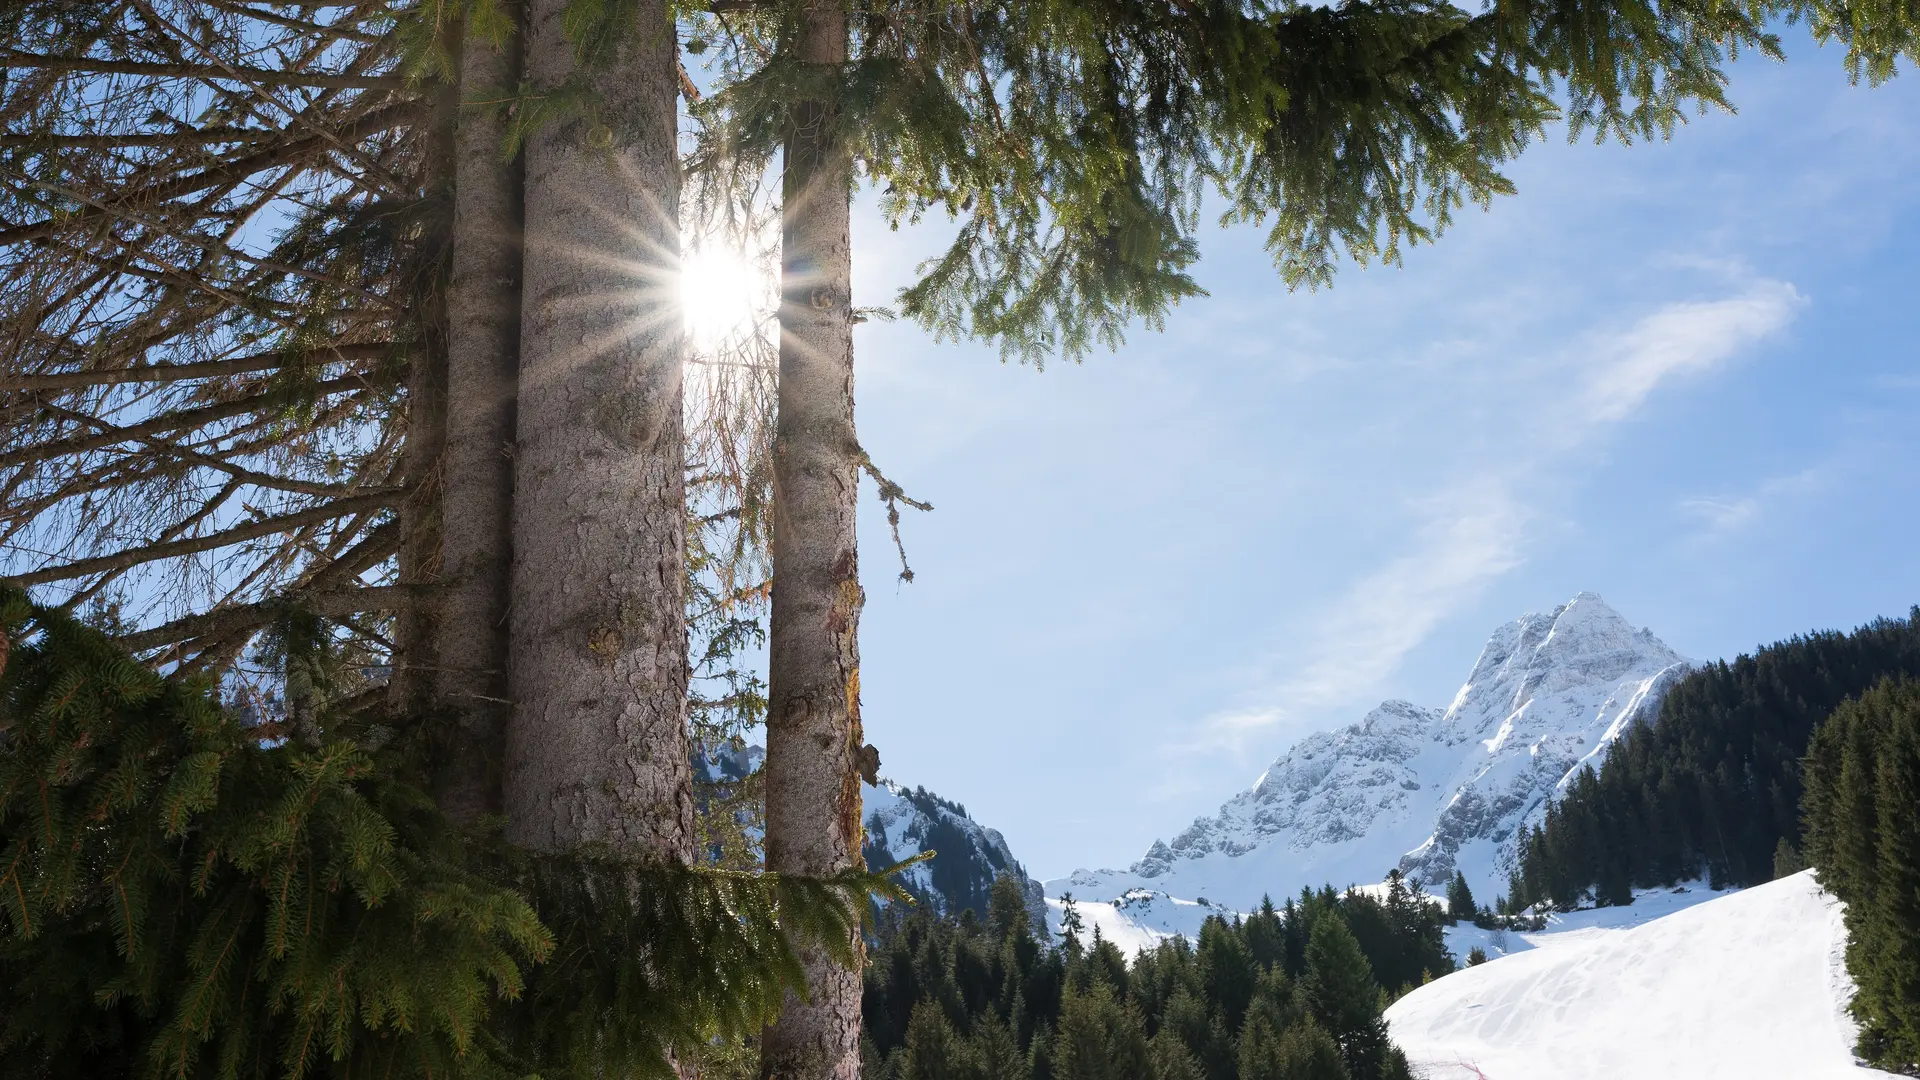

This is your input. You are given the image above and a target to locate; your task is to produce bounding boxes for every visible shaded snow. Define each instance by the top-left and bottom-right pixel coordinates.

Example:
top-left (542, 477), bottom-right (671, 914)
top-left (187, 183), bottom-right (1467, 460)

top-left (1044, 890), bottom-right (1246, 955)
top-left (1386, 871), bottom-right (1892, 1080)
top-left (1439, 879), bottom-right (1732, 965)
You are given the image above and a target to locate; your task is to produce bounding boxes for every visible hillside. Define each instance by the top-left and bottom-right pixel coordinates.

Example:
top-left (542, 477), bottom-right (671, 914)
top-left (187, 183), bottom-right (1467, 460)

top-left (1048, 593), bottom-right (1687, 929)
top-left (697, 742), bottom-right (1046, 925)
top-left (1512, 607), bottom-right (1920, 909)
top-left (1386, 871), bottom-right (1889, 1080)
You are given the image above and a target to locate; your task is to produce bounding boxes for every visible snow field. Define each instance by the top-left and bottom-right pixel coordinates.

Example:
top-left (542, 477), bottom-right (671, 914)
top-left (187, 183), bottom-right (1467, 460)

top-left (1385, 871), bottom-right (1893, 1080)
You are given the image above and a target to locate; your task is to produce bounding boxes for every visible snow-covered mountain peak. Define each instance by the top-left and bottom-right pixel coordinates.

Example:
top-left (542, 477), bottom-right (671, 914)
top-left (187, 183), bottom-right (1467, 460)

top-left (1045, 593), bottom-right (1691, 932)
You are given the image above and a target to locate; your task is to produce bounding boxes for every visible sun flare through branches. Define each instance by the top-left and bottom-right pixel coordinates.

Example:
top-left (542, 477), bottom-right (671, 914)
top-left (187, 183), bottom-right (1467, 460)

top-left (681, 245), bottom-right (770, 350)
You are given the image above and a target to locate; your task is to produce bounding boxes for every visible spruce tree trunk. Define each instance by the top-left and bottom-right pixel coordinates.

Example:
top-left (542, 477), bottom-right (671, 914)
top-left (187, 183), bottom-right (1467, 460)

top-left (502, 0), bottom-right (694, 857)
top-left (387, 78), bottom-right (457, 719)
top-left (432, 16), bottom-right (523, 824)
top-left (761, 4), bottom-right (864, 1077)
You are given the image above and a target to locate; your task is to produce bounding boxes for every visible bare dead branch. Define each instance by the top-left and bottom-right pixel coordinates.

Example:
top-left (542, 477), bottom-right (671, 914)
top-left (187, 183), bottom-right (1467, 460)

top-left (5, 489), bottom-right (398, 586)
top-left (118, 582), bottom-right (427, 652)
top-left (0, 48), bottom-right (407, 90)
top-left (0, 342), bottom-right (391, 391)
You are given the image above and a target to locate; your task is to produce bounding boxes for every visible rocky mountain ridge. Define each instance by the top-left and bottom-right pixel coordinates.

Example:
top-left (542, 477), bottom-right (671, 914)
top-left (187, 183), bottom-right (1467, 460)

top-left (1048, 592), bottom-right (1689, 926)
top-left (697, 742), bottom-right (1045, 928)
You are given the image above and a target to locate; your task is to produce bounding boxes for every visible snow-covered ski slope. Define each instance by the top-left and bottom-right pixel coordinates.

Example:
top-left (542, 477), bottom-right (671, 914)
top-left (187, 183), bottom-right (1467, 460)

top-left (1386, 871), bottom-right (1891, 1080)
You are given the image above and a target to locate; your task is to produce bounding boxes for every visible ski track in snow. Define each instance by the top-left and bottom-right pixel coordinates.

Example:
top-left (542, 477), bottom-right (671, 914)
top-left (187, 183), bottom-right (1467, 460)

top-left (1385, 871), bottom-right (1894, 1080)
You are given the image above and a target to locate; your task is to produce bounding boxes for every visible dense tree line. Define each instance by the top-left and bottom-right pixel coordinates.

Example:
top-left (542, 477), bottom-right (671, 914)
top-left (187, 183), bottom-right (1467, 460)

top-left (861, 873), bottom-right (1452, 1080)
top-left (1510, 609), bottom-right (1920, 911)
top-left (1803, 677), bottom-right (1920, 1072)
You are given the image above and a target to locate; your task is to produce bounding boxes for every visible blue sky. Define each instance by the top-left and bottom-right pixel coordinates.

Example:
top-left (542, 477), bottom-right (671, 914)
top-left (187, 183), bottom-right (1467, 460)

top-left (841, 31), bottom-right (1920, 880)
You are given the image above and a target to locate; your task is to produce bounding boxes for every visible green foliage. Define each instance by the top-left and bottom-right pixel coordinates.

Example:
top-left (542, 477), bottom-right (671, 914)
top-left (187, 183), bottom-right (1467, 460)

top-left (1267, 1019), bottom-right (1349, 1080)
top-left (679, 0), bottom-right (1898, 365)
top-left (1512, 608), bottom-right (1920, 910)
top-left (1773, 838), bottom-right (1808, 880)
top-left (1445, 873), bottom-right (1475, 924)
top-left (863, 875), bottom-right (1442, 1080)
top-left (0, 590), bottom-right (879, 1079)
top-left (1301, 913), bottom-right (1391, 1080)
top-left (1465, 947), bottom-right (1488, 967)
top-left (1055, 983), bottom-right (1153, 1080)
top-left (1803, 677), bottom-right (1920, 1071)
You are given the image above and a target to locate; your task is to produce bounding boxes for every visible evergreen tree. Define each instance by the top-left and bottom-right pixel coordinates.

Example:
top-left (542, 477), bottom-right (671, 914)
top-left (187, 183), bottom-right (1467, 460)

top-left (1054, 984), bottom-right (1153, 1080)
top-left (1773, 838), bottom-right (1808, 879)
top-left (1803, 677), bottom-right (1920, 1070)
top-left (1235, 1008), bottom-right (1288, 1080)
top-left (1151, 1030), bottom-right (1206, 1080)
top-left (1273, 1022), bottom-right (1350, 1080)
top-left (1446, 872), bottom-right (1476, 923)
top-left (1301, 913), bottom-right (1391, 1080)
top-left (0, 590), bottom-right (876, 1078)
top-left (1198, 917), bottom-right (1259, 1032)
top-left (901, 1002), bottom-right (975, 1080)
top-left (975, 1017), bottom-right (1029, 1080)
top-left (1060, 893), bottom-right (1087, 949)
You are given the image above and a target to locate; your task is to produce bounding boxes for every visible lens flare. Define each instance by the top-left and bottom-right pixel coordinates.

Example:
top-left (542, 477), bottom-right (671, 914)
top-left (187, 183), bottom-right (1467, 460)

top-left (681, 247), bottom-right (764, 347)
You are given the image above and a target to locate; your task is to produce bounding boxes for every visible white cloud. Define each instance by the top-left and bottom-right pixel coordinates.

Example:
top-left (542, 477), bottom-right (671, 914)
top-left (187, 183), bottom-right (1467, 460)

top-left (1276, 492), bottom-right (1525, 711)
top-left (1583, 281), bottom-right (1803, 423)
top-left (1174, 489), bottom-right (1524, 762)
top-left (1678, 495), bottom-right (1761, 532)
top-left (1679, 465), bottom-right (1828, 541)
top-left (1170, 277), bottom-right (1802, 766)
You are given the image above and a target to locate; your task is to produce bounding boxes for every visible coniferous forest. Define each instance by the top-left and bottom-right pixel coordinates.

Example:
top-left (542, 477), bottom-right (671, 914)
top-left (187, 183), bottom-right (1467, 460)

top-left (861, 875), bottom-right (1451, 1080)
top-left (1509, 609), bottom-right (1920, 911)
top-left (1802, 678), bottom-right (1920, 1071)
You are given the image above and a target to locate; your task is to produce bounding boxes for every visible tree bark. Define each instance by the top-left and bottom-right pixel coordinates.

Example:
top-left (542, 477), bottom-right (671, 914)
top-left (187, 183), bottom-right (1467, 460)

top-left (387, 77), bottom-right (457, 719)
top-left (430, 13), bottom-right (525, 824)
top-left (503, 0), bottom-right (694, 858)
top-left (761, 5), bottom-right (864, 1079)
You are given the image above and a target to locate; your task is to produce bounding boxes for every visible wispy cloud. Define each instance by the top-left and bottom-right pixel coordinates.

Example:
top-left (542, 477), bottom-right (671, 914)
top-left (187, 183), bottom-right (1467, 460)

top-left (1276, 492), bottom-right (1525, 710)
top-left (1177, 490), bottom-right (1524, 760)
top-left (1680, 465), bottom-right (1828, 541)
top-left (1583, 282), bottom-right (1803, 423)
top-left (1170, 277), bottom-right (1803, 763)
top-left (1678, 495), bottom-right (1761, 533)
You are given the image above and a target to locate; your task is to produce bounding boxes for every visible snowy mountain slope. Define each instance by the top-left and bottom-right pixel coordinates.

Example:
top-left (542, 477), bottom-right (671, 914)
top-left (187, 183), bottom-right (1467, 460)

top-left (1044, 889), bottom-right (1248, 956)
top-left (1386, 871), bottom-right (1891, 1080)
top-left (1046, 593), bottom-right (1688, 928)
top-left (697, 743), bottom-right (1046, 928)
top-left (864, 781), bottom-right (1046, 927)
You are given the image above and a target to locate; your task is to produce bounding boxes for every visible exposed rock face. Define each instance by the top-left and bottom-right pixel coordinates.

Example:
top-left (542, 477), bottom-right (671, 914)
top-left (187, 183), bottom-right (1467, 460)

top-left (1395, 593), bottom-right (1689, 890)
top-left (863, 783), bottom-right (1047, 930)
top-left (696, 744), bottom-right (1045, 929)
top-left (1047, 593), bottom-right (1690, 918)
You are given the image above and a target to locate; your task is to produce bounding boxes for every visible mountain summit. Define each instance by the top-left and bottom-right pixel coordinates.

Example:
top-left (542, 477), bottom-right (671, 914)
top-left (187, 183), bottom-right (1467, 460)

top-left (1048, 593), bottom-right (1688, 933)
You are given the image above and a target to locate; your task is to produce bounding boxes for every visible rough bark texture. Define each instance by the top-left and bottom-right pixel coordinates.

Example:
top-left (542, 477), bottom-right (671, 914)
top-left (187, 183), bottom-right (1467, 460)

top-left (761, 5), bottom-right (864, 1079)
top-left (387, 79), bottom-right (456, 719)
top-left (502, 0), bottom-right (694, 857)
top-left (431, 17), bottom-right (524, 824)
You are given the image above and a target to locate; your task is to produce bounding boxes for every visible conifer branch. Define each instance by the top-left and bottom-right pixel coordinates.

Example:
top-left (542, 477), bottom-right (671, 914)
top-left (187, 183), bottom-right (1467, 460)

top-left (117, 583), bottom-right (427, 651)
top-left (0, 343), bottom-right (390, 392)
top-left (4, 489), bottom-right (397, 587)
top-left (0, 129), bottom-right (284, 149)
top-left (0, 48), bottom-right (407, 90)
top-left (0, 99), bottom-right (416, 249)
top-left (0, 375), bottom-right (379, 469)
